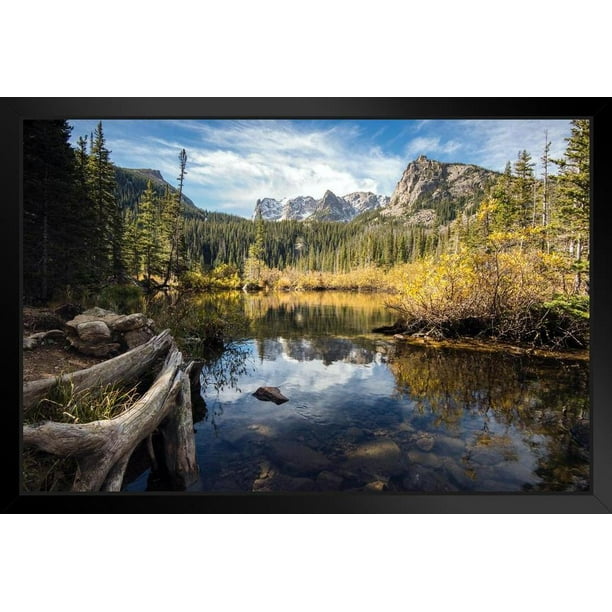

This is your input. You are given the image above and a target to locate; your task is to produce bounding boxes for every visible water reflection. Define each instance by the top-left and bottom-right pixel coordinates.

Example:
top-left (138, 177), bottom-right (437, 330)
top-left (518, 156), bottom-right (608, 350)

top-left (163, 291), bottom-right (590, 493)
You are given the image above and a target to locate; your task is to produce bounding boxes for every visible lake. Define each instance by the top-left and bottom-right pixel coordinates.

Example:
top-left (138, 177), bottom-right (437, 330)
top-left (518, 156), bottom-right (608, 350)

top-left (127, 291), bottom-right (590, 493)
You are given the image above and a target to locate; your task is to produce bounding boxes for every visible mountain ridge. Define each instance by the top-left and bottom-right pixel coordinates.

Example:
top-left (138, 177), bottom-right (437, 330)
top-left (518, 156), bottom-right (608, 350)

top-left (114, 166), bottom-right (204, 219)
top-left (254, 190), bottom-right (390, 222)
top-left (253, 156), bottom-right (499, 225)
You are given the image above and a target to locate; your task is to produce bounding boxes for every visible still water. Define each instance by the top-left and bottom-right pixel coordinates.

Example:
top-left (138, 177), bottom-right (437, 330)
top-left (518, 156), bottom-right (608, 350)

top-left (131, 291), bottom-right (590, 492)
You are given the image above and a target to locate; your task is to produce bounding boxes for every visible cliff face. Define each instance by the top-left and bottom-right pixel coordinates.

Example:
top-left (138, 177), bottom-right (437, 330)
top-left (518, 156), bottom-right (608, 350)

top-left (382, 155), bottom-right (498, 224)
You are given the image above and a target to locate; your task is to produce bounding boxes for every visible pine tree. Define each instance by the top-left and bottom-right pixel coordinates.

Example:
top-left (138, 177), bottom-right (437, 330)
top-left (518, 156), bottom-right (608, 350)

top-left (122, 210), bottom-right (138, 279)
top-left (513, 149), bottom-right (535, 227)
top-left (552, 119), bottom-right (590, 292)
top-left (138, 181), bottom-right (166, 285)
top-left (163, 149), bottom-right (188, 285)
top-left (244, 210), bottom-right (266, 282)
top-left (23, 120), bottom-right (82, 302)
top-left (88, 121), bottom-right (121, 282)
top-left (72, 134), bottom-right (99, 287)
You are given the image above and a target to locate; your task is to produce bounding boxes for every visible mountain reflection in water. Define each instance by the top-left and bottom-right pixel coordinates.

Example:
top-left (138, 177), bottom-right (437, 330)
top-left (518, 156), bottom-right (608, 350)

top-left (129, 291), bottom-right (590, 493)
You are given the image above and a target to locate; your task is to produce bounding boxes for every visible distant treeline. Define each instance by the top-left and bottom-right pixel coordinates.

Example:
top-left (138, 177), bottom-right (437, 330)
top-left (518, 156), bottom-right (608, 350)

top-left (183, 210), bottom-right (447, 274)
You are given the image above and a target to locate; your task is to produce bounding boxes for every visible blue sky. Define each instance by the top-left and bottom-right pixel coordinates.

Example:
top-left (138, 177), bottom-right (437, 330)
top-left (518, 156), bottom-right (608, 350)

top-left (68, 118), bottom-right (573, 218)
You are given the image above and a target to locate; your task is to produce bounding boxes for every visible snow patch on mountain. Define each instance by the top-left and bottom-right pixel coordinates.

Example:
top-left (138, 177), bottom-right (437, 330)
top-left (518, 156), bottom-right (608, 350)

top-left (254, 191), bottom-right (390, 222)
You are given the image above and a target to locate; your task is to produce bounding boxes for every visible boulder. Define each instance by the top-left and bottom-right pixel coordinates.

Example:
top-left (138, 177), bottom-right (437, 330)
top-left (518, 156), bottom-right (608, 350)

top-left (364, 480), bottom-right (388, 492)
top-left (67, 311), bottom-right (123, 331)
top-left (253, 386), bottom-right (289, 404)
top-left (345, 439), bottom-right (404, 476)
top-left (81, 307), bottom-right (116, 318)
top-left (110, 313), bottom-right (147, 332)
top-left (407, 450), bottom-right (443, 469)
top-left (123, 327), bottom-right (154, 349)
top-left (468, 447), bottom-right (506, 467)
top-left (316, 470), bottom-right (344, 491)
top-left (252, 470), bottom-right (317, 492)
top-left (65, 314), bottom-right (98, 331)
top-left (76, 320), bottom-right (112, 343)
top-left (415, 433), bottom-right (435, 452)
top-left (267, 440), bottom-right (330, 474)
top-left (403, 466), bottom-right (457, 492)
top-left (68, 336), bottom-right (121, 358)
top-left (435, 434), bottom-right (466, 455)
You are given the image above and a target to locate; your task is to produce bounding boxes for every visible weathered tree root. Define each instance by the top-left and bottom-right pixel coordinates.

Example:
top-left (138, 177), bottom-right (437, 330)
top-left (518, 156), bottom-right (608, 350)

top-left (23, 331), bottom-right (199, 492)
top-left (23, 329), bottom-right (173, 413)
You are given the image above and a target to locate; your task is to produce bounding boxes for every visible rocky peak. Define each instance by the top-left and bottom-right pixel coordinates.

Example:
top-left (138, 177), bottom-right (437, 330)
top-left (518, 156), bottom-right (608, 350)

top-left (313, 190), bottom-right (355, 222)
top-left (253, 190), bottom-right (389, 222)
top-left (320, 190), bottom-right (341, 206)
top-left (342, 191), bottom-right (390, 214)
top-left (382, 158), bottom-right (498, 223)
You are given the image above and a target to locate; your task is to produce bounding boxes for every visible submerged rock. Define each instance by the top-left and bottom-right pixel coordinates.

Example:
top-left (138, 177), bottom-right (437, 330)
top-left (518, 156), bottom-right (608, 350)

top-left (364, 480), bottom-right (388, 492)
top-left (345, 439), bottom-right (404, 477)
top-left (316, 470), bottom-right (344, 491)
top-left (253, 386), bottom-right (289, 404)
top-left (415, 433), bottom-right (435, 452)
top-left (252, 467), bottom-right (317, 492)
top-left (267, 440), bottom-right (330, 474)
top-left (407, 450), bottom-right (443, 469)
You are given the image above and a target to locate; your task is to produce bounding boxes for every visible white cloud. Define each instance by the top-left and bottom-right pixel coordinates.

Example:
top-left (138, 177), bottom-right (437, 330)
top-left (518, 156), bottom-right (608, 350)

top-left (404, 136), bottom-right (462, 158)
top-left (205, 340), bottom-right (394, 406)
top-left (454, 119), bottom-right (572, 174)
top-left (114, 120), bottom-right (406, 216)
top-left (71, 118), bottom-right (575, 217)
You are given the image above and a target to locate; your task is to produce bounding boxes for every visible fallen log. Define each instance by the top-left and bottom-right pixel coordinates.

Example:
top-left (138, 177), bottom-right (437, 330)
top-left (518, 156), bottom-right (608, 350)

top-left (23, 329), bottom-right (173, 413)
top-left (161, 361), bottom-right (199, 489)
top-left (24, 346), bottom-right (184, 491)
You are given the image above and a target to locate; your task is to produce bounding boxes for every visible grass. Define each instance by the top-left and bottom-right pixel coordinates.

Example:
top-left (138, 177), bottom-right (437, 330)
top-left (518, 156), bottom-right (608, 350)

top-left (22, 449), bottom-right (78, 492)
top-left (26, 379), bottom-right (140, 425)
top-left (23, 379), bottom-right (142, 491)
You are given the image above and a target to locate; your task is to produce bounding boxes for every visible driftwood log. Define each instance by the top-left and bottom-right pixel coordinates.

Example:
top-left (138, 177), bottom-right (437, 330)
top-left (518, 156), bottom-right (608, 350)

top-left (23, 331), bottom-right (199, 492)
top-left (160, 361), bottom-right (199, 489)
top-left (23, 329), bottom-right (173, 413)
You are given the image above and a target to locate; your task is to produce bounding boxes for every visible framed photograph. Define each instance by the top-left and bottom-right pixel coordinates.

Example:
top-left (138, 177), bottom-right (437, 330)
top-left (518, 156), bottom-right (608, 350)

top-left (5, 98), bottom-right (611, 512)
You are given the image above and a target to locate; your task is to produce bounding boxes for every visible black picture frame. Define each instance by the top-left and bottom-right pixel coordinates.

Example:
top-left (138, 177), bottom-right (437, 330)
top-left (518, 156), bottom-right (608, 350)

top-left (4, 97), bottom-right (610, 513)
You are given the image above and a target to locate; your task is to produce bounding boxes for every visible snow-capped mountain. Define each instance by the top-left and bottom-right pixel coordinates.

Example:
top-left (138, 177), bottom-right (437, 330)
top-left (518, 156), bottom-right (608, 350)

top-left (253, 191), bottom-right (390, 222)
